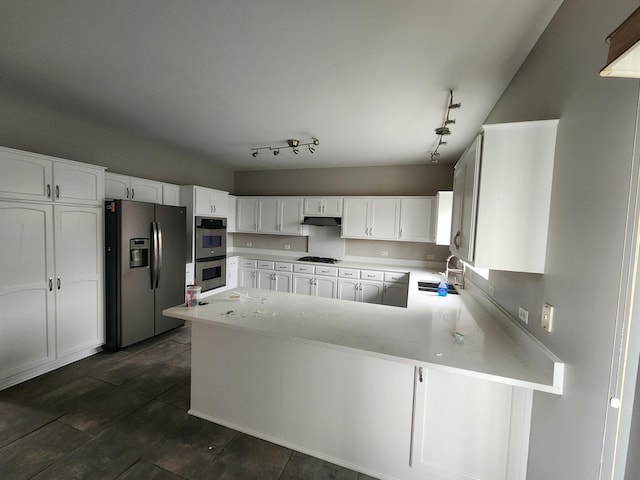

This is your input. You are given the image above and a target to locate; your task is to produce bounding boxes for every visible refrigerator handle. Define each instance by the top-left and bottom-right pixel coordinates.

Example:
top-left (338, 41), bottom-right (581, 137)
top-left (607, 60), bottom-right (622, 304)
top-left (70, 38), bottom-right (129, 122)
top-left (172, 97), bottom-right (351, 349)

top-left (155, 221), bottom-right (163, 288)
top-left (150, 222), bottom-right (158, 289)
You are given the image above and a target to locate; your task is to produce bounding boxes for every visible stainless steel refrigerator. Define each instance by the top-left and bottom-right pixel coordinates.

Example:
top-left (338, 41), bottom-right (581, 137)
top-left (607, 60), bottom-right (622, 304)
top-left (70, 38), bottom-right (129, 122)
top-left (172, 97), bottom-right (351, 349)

top-left (105, 200), bottom-right (186, 349)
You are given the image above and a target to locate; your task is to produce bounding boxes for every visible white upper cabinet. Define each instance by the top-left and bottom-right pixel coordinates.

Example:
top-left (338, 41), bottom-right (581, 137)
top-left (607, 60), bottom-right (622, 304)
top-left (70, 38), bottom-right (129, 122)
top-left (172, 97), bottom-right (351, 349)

top-left (342, 197), bottom-right (400, 240)
top-left (0, 147), bottom-right (104, 205)
top-left (435, 191), bottom-right (453, 246)
top-left (303, 197), bottom-right (343, 217)
top-left (195, 186), bottom-right (228, 217)
top-left (236, 197), bottom-right (259, 232)
top-left (398, 197), bottom-right (435, 243)
top-left (105, 172), bottom-right (169, 205)
top-left (237, 197), bottom-right (306, 235)
top-left (227, 195), bottom-right (237, 232)
top-left (451, 120), bottom-right (559, 273)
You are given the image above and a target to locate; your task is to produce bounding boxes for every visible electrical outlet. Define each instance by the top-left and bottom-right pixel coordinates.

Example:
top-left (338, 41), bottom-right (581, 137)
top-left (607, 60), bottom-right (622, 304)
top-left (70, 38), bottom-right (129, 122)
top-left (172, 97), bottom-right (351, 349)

top-left (246, 241), bottom-right (253, 247)
top-left (489, 285), bottom-right (496, 296)
top-left (380, 251), bottom-right (389, 257)
top-left (542, 303), bottom-right (554, 332)
top-left (426, 254), bottom-right (435, 260)
top-left (518, 307), bottom-right (529, 324)
top-left (284, 244), bottom-right (291, 250)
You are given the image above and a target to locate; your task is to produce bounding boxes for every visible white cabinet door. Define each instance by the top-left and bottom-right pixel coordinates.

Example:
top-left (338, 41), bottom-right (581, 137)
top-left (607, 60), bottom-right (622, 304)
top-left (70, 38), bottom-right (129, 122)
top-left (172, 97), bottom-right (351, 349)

top-left (435, 191), bottom-right (453, 246)
top-left (0, 202), bottom-right (55, 378)
top-left (239, 269), bottom-right (256, 288)
top-left (337, 279), bottom-right (360, 302)
top-left (279, 197), bottom-right (303, 234)
top-left (226, 257), bottom-right (239, 289)
top-left (54, 205), bottom-right (104, 358)
top-left (293, 274), bottom-right (314, 296)
top-left (211, 190), bottom-right (228, 217)
top-left (411, 368), bottom-right (528, 480)
top-left (303, 197), bottom-right (342, 217)
top-left (450, 135), bottom-right (481, 262)
top-left (315, 277), bottom-right (337, 299)
top-left (195, 187), bottom-right (213, 216)
top-left (236, 197), bottom-right (259, 232)
top-left (227, 195), bottom-right (237, 232)
top-left (273, 272), bottom-right (292, 293)
top-left (258, 197), bottom-right (280, 233)
top-left (342, 198), bottom-right (369, 239)
top-left (162, 183), bottom-right (180, 206)
top-left (369, 198), bottom-right (400, 240)
top-left (53, 162), bottom-right (104, 206)
top-left (399, 197), bottom-right (434, 243)
top-left (360, 281), bottom-right (383, 304)
top-left (256, 271), bottom-right (274, 289)
top-left (129, 177), bottom-right (163, 204)
top-left (383, 283), bottom-right (408, 308)
top-left (105, 172), bottom-right (131, 200)
top-left (0, 148), bottom-right (53, 202)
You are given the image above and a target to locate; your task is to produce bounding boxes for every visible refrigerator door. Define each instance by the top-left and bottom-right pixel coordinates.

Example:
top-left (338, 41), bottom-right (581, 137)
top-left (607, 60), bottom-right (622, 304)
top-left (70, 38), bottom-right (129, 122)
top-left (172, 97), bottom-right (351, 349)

top-left (154, 204), bottom-right (187, 335)
top-left (118, 201), bottom-right (155, 347)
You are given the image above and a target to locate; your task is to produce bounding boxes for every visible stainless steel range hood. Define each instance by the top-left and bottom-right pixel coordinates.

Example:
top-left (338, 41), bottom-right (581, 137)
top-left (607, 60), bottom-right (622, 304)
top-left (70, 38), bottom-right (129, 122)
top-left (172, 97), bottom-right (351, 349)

top-left (301, 216), bottom-right (341, 226)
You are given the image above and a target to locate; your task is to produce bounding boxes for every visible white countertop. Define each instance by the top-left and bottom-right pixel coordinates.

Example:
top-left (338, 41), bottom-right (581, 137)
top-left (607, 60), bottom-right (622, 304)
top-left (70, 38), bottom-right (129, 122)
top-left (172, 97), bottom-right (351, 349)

top-left (164, 280), bottom-right (563, 394)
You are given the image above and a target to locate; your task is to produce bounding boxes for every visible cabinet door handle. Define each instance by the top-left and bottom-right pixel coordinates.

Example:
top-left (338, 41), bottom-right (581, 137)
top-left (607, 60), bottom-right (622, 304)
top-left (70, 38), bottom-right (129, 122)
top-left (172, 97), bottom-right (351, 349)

top-left (131, 188), bottom-right (135, 199)
top-left (454, 231), bottom-right (461, 249)
top-left (400, 228), bottom-right (403, 238)
top-left (55, 185), bottom-right (60, 199)
top-left (418, 367), bottom-right (424, 383)
top-left (49, 277), bottom-right (53, 291)
top-left (126, 187), bottom-right (130, 199)
top-left (46, 184), bottom-right (51, 198)
top-left (57, 276), bottom-right (61, 290)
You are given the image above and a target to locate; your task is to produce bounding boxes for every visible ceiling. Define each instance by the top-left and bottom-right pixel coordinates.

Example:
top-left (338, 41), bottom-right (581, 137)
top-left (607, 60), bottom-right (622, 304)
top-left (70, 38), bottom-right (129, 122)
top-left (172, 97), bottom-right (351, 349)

top-left (0, 0), bottom-right (563, 170)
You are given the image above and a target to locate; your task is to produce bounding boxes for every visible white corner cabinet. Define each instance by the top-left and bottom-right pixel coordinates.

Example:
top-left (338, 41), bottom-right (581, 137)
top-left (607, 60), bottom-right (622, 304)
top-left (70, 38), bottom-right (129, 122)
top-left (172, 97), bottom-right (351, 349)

top-left (450, 120), bottom-right (559, 273)
top-left (105, 172), bottom-right (180, 206)
top-left (0, 147), bottom-right (105, 390)
top-left (235, 197), bottom-right (307, 236)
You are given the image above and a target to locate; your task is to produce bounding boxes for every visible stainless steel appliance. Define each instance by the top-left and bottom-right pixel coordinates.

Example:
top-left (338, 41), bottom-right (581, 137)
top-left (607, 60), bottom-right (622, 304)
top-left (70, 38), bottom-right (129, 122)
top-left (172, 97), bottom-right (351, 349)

top-left (195, 256), bottom-right (227, 291)
top-left (195, 216), bottom-right (227, 259)
top-left (194, 216), bottom-right (227, 292)
top-left (105, 200), bottom-right (187, 349)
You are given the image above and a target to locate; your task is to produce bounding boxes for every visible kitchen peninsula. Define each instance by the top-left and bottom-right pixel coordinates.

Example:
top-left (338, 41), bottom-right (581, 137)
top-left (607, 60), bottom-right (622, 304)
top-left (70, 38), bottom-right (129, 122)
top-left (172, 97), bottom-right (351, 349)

top-left (163, 280), bottom-right (563, 480)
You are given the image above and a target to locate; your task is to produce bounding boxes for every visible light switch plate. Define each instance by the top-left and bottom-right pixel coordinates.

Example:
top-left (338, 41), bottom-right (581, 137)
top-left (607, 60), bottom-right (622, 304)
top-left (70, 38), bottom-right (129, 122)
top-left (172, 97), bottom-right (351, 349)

top-left (542, 303), bottom-right (554, 332)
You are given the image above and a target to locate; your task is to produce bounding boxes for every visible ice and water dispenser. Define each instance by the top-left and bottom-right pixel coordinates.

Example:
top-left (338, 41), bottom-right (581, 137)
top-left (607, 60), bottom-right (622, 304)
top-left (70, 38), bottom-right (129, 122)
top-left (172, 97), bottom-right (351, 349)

top-left (129, 238), bottom-right (149, 268)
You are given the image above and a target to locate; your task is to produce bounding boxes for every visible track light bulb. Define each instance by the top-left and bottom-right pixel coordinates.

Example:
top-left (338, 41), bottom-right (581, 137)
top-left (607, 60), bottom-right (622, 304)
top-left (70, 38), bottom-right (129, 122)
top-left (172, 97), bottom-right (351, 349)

top-left (309, 146), bottom-right (315, 153)
top-left (312, 138), bottom-right (320, 145)
top-left (273, 149), bottom-right (279, 156)
top-left (252, 151), bottom-right (258, 158)
top-left (293, 148), bottom-right (299, 154)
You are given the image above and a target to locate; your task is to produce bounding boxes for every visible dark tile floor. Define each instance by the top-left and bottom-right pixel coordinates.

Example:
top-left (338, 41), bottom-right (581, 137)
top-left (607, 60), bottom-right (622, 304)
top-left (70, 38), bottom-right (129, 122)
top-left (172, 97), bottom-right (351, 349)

top-left (0, 324), bottom-right (378, 480)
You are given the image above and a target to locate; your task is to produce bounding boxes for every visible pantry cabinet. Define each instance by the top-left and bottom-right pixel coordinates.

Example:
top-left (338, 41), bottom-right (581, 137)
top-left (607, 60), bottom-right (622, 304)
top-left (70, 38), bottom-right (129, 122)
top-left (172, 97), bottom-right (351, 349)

top-left (0, 147), bottom-right (105, 389)
top-left (450, 120), bottom-right (559, 273)
top-left (342, 197), bottom-right (400, 240)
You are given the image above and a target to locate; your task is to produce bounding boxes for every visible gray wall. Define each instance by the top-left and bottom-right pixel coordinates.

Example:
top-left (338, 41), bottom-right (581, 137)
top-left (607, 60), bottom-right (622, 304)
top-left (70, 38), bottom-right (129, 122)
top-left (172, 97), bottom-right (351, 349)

top-left (0, 87), bottom-right (234, 191)
top-left (234, 164), bottom-right (453, 196)
top-left (474, 0), bottom-right (640, 478)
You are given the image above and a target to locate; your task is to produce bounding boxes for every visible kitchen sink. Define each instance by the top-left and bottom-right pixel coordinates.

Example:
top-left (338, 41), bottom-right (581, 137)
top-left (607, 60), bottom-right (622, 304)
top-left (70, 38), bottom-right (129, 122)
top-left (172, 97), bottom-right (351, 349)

top-left (417, 281), bottom-right (459, 295)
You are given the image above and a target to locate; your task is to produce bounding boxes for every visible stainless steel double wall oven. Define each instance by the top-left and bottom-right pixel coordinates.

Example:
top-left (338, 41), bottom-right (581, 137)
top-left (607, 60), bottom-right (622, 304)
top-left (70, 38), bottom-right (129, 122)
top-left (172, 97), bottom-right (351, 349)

top-left (194, 216), bottom-right (227, 291)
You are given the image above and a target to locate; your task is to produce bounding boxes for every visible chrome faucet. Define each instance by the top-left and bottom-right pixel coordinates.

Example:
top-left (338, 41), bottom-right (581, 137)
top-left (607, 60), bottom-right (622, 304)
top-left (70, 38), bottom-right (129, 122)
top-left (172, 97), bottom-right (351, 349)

top-left (445, 254), bottom-right (464, 288)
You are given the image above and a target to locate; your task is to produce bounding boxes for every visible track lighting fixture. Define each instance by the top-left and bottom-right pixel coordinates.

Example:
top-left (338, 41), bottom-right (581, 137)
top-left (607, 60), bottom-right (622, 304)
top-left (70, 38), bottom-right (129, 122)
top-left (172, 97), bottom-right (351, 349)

top-left (430, 90), bottom-right (461, 163)
top-left (250, 137), bottom-right (320, 158)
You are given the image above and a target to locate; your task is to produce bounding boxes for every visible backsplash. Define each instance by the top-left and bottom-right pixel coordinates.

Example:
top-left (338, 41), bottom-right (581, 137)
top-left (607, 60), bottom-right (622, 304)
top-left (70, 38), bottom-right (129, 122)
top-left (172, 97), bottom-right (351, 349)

top-left (345, 239), bottom-right (450, 262)
top-left (230, 233), bottom-right (308, 252)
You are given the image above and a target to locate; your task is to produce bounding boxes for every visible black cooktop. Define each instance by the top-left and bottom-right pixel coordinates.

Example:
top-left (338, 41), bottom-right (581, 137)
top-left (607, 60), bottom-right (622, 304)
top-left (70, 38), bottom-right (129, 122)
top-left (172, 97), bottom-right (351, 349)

top-left (297, 256), bottom-right (339, 264)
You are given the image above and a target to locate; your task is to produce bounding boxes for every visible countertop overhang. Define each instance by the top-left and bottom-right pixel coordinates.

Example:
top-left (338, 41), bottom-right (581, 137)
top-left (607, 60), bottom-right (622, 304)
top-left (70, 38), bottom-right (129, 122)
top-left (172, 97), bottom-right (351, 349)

top-left (164, 281), bottom-right (563, 394)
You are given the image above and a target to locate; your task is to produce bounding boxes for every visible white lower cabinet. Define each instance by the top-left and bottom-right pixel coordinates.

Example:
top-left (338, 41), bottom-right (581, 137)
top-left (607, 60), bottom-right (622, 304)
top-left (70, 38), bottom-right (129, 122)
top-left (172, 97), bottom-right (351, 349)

top-left (239, 269), bottom-right (257, 288)
top-left (411, 367), bottom-right (532, 480)
top-left (383, 283), bottom-right (409, 308)
top-left (293, 274), bottom-right (337, 299)
top-left (226, 256), bottom-right (238, 289)
top-left (0, 202), bottom-right (104, 388)
top-left (337, 279), bottom-right (383, 304)
top-left (257, 271), bottom-right (291, 292)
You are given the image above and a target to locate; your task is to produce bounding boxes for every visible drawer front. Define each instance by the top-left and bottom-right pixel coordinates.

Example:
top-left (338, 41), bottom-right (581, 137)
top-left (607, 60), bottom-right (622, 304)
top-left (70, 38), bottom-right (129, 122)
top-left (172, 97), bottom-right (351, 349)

top-left (240, 259), bottom-right (257, 268)
top-left (361, 270), bottom-right (384, 282)
top-left (384, 272), bottom-right (409, 284)
top-left (258, 261), bottom-right (275, 270)
top-left (338, 268), bottom-right (360, 279)
top-left (274, 262), bottom-right (293, 272)
top-left (315, 266), bottom-right (337, 277)
top-left (293, 264), bottom-right (315, 274)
